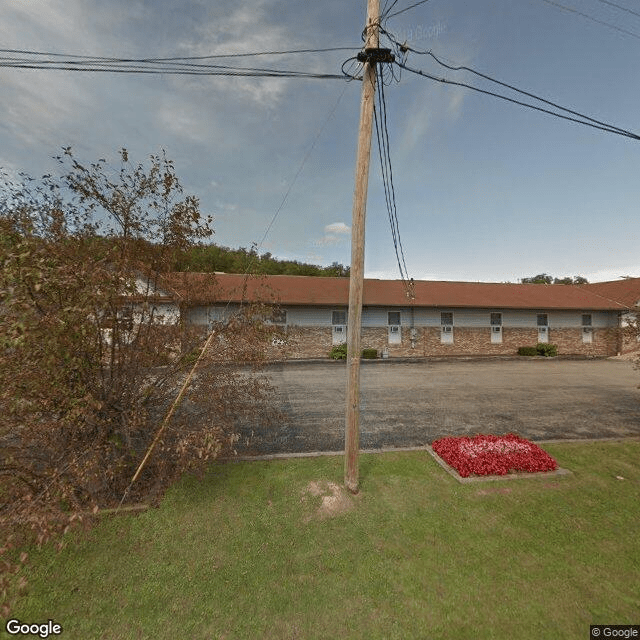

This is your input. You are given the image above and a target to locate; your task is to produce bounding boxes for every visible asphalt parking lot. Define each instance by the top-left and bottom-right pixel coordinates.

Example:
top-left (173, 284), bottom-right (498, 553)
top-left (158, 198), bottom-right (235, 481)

top-left (233, 358), bottom-right (640, 456)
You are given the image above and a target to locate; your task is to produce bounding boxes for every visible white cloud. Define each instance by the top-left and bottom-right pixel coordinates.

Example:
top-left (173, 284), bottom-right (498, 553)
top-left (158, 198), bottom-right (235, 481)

top-left (324, 222), bottom-right (350, 234)
top-left (314, 221), bottom-right (351, 246)
top-left (178, 1), bottom-right (297, 106)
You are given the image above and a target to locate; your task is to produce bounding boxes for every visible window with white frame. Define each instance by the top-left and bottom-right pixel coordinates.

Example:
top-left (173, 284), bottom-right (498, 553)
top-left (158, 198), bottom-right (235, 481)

top-left (440, 312), bottom-right (454, 344)
top-left (388, 311), bottom-right (401, 326)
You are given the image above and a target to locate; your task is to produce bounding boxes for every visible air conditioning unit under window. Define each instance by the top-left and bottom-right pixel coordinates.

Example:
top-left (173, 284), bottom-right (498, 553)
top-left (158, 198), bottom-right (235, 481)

top-left (492, 326), bottom-right (502, 333)
top-left (442, 326), bottom-right (453, 333)
top-left (390, 325), bottom-right (400, 333)
top-left (334, 325), bottom-right (344, 333)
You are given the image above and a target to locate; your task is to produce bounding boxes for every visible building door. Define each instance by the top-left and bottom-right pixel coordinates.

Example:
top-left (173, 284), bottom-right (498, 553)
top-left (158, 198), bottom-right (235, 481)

top-left (332, 310), bottom-right (347, 345)
top-left (440, 312), bottom-right (454, 344)
top-left (490, 312), bottom-right (503, 344)
top-left (388, 311), bottom-right (401, 345)
top-left (582, 314), bottom-right (593, 344)
top-left (537, 313), bottom-right (549, 343)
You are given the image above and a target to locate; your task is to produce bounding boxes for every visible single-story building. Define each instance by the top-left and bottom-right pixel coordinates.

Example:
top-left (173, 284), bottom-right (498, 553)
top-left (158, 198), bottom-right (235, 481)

top-left (159, 273), bottom-right (639, 359)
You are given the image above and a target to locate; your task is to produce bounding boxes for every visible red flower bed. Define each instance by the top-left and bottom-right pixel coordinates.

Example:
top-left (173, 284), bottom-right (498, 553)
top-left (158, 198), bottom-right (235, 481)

top-left (432, 433), bottom-right (558, 478)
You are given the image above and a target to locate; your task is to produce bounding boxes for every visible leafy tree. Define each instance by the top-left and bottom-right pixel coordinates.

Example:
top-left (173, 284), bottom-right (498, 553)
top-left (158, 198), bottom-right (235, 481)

top-left (0, 149), bottom-right (278, 535)
top-left (173, 243), bottom-right (350, 277)
top-left (520, 274), bottom-right (588, 285)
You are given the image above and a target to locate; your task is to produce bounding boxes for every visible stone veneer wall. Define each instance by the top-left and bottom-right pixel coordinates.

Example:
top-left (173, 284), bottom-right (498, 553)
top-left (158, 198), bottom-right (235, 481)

top-left (264, 327), bottom-right (333, 360)
top-left (263, 326), bottom-right (620, 359)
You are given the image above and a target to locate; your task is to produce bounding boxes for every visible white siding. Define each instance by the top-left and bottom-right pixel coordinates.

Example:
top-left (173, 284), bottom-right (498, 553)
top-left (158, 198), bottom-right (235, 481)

top-left (186, 305), bottom-right (241, 325)
top-left (286, 307), bottom-right (335, 327)
top-left (363, 308), bottom-right (395, 327)
top-left (184, 304), bottom-right (620, 329)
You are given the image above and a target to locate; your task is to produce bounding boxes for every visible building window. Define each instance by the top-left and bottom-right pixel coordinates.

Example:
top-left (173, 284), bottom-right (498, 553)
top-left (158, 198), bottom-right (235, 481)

top-left (270, 308), bottom-right (287, 325)
top-left (332, 310), bottom-right (347, 325)
top-left (118, 306), bottom-right (134, 331)
top-left (537, 313), bottom-right (548, 327)
top-left (582, 313), bottom-right (593, 343)
top-left (490, 312), bottom-right (503, 344)
top-left (441, 312), bottom-right (453, 326)
top-left (388, 311), bottom-right (401, 326)
top-left (440, 312), bottom-right (454, 344)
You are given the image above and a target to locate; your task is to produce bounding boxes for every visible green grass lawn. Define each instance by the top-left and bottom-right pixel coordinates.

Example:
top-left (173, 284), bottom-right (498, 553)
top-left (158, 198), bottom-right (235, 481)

top-left (7, 440), bottom-right (640, 640)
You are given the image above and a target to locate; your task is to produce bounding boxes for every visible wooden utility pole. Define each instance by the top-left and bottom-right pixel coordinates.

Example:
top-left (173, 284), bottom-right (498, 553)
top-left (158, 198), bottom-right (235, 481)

top-left (345, 0), bottom-right (380, 494)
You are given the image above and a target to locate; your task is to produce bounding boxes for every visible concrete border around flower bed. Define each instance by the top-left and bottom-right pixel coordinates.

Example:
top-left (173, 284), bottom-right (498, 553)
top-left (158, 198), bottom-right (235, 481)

top-left (425, 445), bottom-right (572, 484)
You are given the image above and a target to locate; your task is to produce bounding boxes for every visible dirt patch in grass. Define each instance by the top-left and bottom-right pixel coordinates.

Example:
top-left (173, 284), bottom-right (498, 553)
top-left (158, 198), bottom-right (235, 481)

top-left (300, 480), bottom-right (356, 521)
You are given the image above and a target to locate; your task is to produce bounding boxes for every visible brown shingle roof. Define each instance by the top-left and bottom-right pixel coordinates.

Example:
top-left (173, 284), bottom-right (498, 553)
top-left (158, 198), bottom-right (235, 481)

top-left (161, 273), bottom-right (627, 311)
top-left (581, 278), bottom-right (640, 308)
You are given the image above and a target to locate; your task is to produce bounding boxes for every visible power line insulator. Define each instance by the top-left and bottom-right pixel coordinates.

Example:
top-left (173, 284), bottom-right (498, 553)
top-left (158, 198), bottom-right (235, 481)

top-left (357, 48), bottom-right (395, 64)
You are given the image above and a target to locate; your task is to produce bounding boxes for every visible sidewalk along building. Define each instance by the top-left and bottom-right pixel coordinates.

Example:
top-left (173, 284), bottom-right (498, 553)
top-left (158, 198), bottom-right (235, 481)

top-left (160, 272), bottom-right (631, 359)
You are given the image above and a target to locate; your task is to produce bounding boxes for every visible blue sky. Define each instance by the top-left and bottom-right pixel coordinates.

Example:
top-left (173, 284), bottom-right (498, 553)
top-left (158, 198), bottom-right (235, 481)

top-left (1, 0), bottom-right (639, 283)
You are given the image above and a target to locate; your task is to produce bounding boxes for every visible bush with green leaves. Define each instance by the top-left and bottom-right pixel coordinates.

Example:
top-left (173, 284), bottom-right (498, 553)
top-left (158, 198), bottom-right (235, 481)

top-left (329, 343), bottom-right (348, 360)
top-left (362, 348), bottom-right (378, 359)
top-left (536, 343), bottom-right (558, 357)
top-left (518, 347), bottom-right (538, 356)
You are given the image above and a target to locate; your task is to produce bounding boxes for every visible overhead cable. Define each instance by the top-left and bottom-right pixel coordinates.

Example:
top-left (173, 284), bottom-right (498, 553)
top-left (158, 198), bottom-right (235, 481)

top-left (0, 46), bottom-right (360, 80)
top-left (0, 46), bottom-right (358, 61)
top-left (395, 60), bottom-right (640, 140)
top-left (593, 0), bottom-right (640, 19)
top-left (539, 0), bottom-right (640, 40)
top-left (373, 64), bottom-right (411, 287)
top-left (384, 34), bottom-right (635, 137)
top-left (384, 0), bottom-right (432, 21)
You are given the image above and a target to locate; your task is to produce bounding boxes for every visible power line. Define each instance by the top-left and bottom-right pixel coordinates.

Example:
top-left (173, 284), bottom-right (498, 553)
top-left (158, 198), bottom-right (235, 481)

top-left (377, 26), bottom-right (640, 141)
top-left (0, 46), bottom-right (360, 80)
top-left (381, 0), bottom-right (401, 21)
top-left (395, 59), bottom-right (640, 140)
top-left (384, 0), bottom-right (432, 20)
top-left (373, 64), bottom-right (410, 286)
top-left (0, 59), bottom-right (347, 80)
top-left (0, 46), bottom-right (358, 61)
top-left (252, 84), bottom-right (349, 262)
top-left (539, 0), bottom-right (640, 40)
top-left (387, 36), bottom-right (634, 136)
top-left (593, 0), bottom-right (640, 19)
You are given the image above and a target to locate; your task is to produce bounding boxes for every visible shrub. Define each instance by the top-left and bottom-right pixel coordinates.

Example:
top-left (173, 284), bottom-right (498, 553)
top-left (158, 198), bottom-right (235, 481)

top-left (518, 346), bottom-right (538, 356)
top-left (329, 343), bottom-right (348, 359)
top-left (361, 348), bottom-right (378, 359)
top-left (536, 343), bottom-right (558, 357)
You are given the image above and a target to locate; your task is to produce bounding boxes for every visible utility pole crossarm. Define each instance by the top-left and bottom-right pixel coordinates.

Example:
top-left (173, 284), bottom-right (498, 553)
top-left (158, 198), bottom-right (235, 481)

top-left (344, 0), bottom-right (380, 494)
